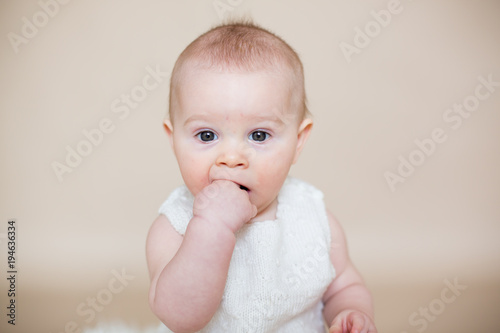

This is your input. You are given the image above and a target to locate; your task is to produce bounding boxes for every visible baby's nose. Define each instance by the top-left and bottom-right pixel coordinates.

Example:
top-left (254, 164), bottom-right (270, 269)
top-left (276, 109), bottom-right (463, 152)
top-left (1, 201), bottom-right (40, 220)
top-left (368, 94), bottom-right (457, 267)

top-left (215, 143), bottom-right (250, 168)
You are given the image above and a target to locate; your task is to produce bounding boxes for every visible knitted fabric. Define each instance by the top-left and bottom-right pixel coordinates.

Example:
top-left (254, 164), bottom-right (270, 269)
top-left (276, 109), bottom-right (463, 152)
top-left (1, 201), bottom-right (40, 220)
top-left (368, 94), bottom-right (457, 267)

top-left (158, 177), bottom-right (335, 332)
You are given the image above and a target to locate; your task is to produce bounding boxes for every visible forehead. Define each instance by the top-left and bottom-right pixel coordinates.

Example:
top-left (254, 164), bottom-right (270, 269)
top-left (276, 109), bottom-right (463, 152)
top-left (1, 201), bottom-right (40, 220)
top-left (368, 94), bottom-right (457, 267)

top-left (173, 68), bottom-right (298, 123)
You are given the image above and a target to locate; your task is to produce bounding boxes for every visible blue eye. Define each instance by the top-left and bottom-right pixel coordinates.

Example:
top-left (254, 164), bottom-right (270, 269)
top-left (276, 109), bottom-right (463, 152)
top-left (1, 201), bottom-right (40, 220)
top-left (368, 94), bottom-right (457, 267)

top-left (249, 131), bottom-right (270, 142)
top-left (197, 131), bottom-right (218, 142)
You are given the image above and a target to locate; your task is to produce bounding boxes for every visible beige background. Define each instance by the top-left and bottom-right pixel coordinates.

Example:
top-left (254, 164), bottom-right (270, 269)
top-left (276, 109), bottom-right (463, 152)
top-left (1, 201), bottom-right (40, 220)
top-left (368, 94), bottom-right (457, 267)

top-left (1, 0), bottom-right (499, 332)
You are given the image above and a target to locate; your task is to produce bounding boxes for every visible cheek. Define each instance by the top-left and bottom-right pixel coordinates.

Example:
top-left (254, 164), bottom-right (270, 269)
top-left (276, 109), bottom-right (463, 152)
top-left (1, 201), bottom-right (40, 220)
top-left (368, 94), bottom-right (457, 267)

top-left (254, 145), bottom-right (295, 189)
top-left (259, 160), bottom-right (290, 183)
top-left (175, 147), bottom-right (211, 195)
top-left (266, 140), bottom-right (298, 169)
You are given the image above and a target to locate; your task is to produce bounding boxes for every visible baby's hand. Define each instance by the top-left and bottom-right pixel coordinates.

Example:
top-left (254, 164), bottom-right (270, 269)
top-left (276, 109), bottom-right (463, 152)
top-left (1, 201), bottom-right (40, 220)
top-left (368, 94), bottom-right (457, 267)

top-left (193, 180), bottom-right (257, 233)
top-left (329, 310), bottom-right (377, 333)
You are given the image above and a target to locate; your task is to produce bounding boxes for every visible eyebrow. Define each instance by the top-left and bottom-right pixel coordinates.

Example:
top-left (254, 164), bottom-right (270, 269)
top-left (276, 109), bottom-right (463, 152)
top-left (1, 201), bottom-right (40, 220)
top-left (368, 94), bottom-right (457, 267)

top-left (183, 114), bottom-right (212, 126)
top-left (252, 115), bottom-right (287, 126)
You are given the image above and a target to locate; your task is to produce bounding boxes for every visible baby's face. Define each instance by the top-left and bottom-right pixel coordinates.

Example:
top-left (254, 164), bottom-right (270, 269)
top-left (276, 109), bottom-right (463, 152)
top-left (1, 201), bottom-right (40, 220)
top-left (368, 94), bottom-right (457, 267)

top-left (166, 68), bottom-right (312, 221)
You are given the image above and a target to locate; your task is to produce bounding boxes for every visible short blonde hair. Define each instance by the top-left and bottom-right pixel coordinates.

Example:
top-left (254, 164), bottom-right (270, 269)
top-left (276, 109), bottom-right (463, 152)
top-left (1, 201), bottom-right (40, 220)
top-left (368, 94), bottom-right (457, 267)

top-left (168, 20), bottom-right (309, 122)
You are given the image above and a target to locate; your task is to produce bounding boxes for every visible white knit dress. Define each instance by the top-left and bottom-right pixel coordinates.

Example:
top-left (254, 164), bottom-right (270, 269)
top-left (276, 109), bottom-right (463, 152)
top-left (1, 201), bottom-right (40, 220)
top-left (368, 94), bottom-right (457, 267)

top-left (157, 177), bottom-right (336, 333)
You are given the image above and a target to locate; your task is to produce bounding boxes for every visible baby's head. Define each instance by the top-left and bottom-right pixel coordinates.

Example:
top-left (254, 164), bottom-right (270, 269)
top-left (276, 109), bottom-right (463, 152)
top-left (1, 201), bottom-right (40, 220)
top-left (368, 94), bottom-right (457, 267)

top-left (165, 21), bottom-right (313, 220)
top-left (168, 20), bottom-right (309, 123)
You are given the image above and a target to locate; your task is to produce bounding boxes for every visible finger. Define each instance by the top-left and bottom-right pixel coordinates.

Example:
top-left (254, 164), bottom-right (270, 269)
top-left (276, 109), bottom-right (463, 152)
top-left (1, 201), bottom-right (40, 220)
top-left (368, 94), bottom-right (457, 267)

top-left (347, 312), bottom-right (369, 333)
top-left (251, 204), bottom-right (258, 217)
top-left (329, 318), bottom-right (343, 333)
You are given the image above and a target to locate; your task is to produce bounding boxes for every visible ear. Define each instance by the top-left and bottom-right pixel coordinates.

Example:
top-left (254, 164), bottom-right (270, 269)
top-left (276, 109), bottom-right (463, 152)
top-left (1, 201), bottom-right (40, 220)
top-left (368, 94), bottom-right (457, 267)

top-left (293, 118), bottom-right (313, 164)
top-left (163, 119), bottom-right (174, 149)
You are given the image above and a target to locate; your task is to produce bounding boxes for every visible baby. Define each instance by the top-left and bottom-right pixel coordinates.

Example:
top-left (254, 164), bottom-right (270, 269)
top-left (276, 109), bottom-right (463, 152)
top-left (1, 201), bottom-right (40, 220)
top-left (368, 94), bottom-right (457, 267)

top-left (146, 21), bottom-right (377, 333)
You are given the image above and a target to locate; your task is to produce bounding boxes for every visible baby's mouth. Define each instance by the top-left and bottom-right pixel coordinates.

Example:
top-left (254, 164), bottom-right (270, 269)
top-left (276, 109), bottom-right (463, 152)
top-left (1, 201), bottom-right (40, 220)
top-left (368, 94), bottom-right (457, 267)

top-left (239, 184), bottom-right (250, 192)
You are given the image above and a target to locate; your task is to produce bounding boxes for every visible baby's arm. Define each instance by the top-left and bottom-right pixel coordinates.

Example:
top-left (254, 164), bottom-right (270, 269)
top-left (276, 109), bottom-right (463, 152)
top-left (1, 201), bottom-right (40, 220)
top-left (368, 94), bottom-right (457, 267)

top-left (323, 211), bottom-right (377, 333)
top-left (146, 180), bottom-right (256, 333)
